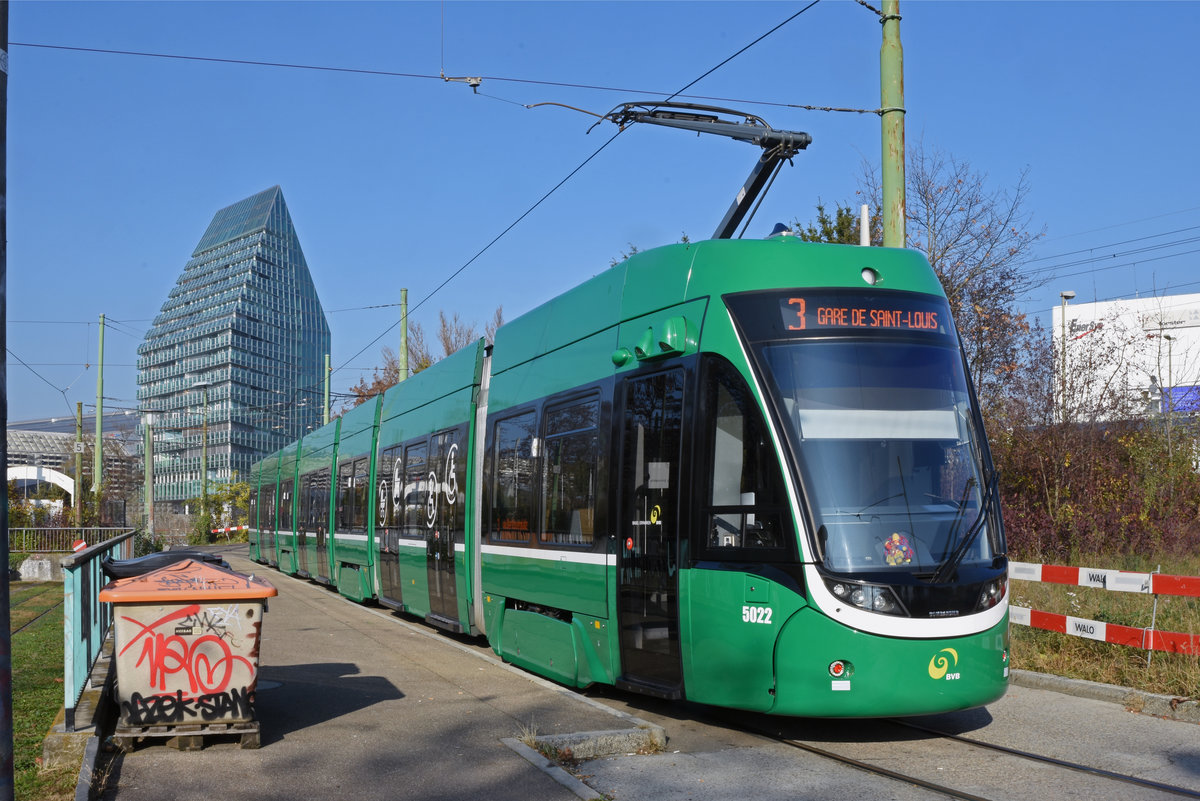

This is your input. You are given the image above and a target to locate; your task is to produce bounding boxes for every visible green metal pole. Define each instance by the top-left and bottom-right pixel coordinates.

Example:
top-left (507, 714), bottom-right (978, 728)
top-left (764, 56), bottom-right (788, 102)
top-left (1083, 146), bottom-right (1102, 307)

top-left (93, 313), bottom-right (105, 500)
top-left (0, 4), bottom-right (12, 794)
top-left (201, 386), bottom-right (208, 522)
top-left (144, 417), bottom-right (154, 538)
top-left (74, 403), bottom-right (83, 524)
top-left (398, 288), bottom-right (409, 384)
top-left (880, 0), bottom-right (906, 248)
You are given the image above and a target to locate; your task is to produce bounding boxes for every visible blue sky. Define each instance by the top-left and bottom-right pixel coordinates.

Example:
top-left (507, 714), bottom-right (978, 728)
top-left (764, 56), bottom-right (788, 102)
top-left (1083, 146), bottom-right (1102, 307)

top-left (7, 0), bottom-right (1198, 422)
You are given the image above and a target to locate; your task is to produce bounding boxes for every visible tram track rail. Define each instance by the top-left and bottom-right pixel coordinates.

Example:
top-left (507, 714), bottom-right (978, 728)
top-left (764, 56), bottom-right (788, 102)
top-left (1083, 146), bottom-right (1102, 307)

top-left (12, 597), bottom-right (64, 636)
top-left (715, 712), bottom-right (1200, 801)
top-left (11, 583), bottom-right (66, 636)
top-left (887, 718), bottom-right (1200, 799)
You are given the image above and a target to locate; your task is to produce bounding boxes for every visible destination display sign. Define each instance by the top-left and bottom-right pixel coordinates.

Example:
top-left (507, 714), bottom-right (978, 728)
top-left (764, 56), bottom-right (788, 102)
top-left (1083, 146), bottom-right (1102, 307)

top-left (778, 294), bottom-right (949, 335)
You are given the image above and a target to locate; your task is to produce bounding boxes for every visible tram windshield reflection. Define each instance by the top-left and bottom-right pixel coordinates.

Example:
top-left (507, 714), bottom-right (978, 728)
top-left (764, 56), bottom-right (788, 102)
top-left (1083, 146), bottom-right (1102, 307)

top-left (759, 339), bottom-right (995, 576)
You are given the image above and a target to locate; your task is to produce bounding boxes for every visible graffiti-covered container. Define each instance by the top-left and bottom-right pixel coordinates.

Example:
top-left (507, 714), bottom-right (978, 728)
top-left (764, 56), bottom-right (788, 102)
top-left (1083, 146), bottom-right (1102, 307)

top-left (99, 559), bottom-right (277, 733)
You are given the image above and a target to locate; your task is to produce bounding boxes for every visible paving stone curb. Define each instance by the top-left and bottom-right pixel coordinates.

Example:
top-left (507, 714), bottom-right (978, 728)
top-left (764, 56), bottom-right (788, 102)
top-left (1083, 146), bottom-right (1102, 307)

top-left (501, 738), bottom-right (600, 800)
top-left (1011, 669), bottom-right (1200, 724)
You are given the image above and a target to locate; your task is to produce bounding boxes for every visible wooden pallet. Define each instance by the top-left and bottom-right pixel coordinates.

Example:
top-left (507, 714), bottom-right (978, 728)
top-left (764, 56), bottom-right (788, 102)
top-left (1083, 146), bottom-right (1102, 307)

top-left (110, 720), bottom-right (260, 751)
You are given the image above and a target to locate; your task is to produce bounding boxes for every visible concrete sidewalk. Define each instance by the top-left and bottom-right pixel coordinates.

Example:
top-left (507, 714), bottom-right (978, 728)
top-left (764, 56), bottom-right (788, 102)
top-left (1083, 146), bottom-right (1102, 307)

top-left (100, 547), bottom-right (658, 801)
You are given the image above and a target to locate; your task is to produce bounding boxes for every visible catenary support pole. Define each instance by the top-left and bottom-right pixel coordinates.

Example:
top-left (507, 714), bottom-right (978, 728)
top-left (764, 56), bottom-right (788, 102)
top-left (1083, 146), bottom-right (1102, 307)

top-left (200, 385), bottom-right (208, 521)
top-left (398, 288), bottom-right (408, 384)
top-left (144, 417), bottom-right (154, 539)
top-left (94, 313), bottom-right (105, 500)
top-left (75, 403), bottom-right (83, 523)
top-left (1, 3), bottom-right (14, 797)
top-left (323, 353), bottom-right (330, 426)
top-left (880, 0), bottom-right (906, 248)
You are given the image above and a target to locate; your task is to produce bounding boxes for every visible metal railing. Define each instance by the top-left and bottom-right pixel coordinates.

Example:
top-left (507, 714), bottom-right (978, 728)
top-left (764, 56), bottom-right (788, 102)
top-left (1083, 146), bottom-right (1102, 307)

top-left (60, 530), bottom-right (136, 731)
top-left (9, 527), bottom-right (130, 554)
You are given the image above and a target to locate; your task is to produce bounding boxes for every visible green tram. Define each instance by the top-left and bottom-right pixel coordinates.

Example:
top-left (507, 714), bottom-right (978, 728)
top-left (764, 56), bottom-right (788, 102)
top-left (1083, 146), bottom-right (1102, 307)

top-left (249, 234), bottom-right (1009, 717)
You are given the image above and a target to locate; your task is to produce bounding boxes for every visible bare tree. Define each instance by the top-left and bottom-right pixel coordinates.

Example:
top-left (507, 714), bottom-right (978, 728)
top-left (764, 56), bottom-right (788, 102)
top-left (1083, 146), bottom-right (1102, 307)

top-left (436, 310), bottom-right (478, 357)
top-left (860, 142), bottom-right (1045, 404)
top-left (345, 306), bottom-right (503, 409)
top-left (485, 305), bottom-right (505, 344)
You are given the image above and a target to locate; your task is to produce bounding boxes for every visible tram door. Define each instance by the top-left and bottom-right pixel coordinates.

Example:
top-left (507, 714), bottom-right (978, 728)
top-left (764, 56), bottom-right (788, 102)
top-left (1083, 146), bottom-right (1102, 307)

top-left (617, 370), bottom-right (684, 694)
top-left (426, 429), bottom-right (463, 629)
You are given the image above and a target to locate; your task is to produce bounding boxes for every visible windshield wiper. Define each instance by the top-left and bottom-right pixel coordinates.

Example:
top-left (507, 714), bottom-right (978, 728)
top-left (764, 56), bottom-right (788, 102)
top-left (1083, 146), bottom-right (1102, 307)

top-left (931, 468), bottom-right (999, 584)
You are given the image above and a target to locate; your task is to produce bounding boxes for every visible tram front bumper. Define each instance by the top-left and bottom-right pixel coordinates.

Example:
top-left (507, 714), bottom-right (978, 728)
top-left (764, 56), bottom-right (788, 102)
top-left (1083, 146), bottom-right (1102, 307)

top-left (769, 606), bottom-right (1010, 717)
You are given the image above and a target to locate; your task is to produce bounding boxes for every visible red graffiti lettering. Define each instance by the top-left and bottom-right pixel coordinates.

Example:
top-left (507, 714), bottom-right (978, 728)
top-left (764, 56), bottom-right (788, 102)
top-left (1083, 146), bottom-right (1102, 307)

top-left (119, 605), bottom-right (255, 693)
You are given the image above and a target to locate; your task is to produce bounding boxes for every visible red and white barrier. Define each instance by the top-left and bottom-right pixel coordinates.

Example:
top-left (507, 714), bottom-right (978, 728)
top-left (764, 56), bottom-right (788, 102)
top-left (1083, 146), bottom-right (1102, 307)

top-left (1010, 561), bottom-right (1200, 598)
top-left (1009, 559), bottom-right (1200, 654)
top-left (1010, 606), bottom-right (1199, 655)
top-left (210, 525), bottom-right (249, 534)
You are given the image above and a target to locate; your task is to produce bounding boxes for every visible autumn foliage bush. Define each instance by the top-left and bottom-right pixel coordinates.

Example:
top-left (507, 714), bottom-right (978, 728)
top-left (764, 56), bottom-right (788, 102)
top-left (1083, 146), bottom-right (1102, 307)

top-left (992, 418), bottom-right (1200, 561)
top-left (983, 312), bottom-right (1200, 563)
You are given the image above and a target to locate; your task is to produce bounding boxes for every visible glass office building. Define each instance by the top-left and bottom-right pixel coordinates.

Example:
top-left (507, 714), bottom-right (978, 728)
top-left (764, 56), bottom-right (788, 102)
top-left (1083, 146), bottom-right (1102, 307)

top-left (137, 186), bottom-right (331, 507)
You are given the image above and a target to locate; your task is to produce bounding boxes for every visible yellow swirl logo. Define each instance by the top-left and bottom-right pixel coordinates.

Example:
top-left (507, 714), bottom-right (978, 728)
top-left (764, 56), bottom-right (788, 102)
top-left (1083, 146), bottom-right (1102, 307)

top-left (928, 648), bottom-right (959, 680)
top-left (650, 504), bottom-right (662, 524)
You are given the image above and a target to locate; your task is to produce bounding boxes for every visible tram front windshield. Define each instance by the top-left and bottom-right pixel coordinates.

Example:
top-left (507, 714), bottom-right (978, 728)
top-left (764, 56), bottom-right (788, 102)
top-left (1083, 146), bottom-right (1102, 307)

top-left (727, 289), bottom-right (998, 578)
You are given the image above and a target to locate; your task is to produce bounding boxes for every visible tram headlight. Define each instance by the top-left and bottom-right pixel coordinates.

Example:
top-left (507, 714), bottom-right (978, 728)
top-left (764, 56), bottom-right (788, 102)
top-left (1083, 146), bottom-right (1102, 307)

top-left (823, 579), bottom-right (905, 616)
top-left (976, 577), bottom-right (1007, 611)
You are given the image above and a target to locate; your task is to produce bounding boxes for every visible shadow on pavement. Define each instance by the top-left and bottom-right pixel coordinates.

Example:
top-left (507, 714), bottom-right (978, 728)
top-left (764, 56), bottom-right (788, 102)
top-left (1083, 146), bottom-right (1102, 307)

top-left (255, 662), bottom-right (404, 744)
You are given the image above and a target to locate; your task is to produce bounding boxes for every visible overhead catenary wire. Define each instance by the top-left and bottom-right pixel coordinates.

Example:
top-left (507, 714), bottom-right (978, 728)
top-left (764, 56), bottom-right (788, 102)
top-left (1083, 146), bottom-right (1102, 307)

top-left (1023, 230), bottom-right (1200, 276)
top-left (1024, 224), bottom-right (1200, 266)
top-left (334, 3), bottom-right (821, 378)
top-left (7, 349), bottom-right (80, 418)
top-left (10, 28), bottom-right (886, 117)
top-left (14, 2), bottom-right (849, 416)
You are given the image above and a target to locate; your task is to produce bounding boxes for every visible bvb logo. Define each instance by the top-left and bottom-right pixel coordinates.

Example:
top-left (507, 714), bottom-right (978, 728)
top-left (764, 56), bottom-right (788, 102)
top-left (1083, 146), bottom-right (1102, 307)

top-left (649, 505), bottom-right (662, 525)
top-left (928, 648), bottom-right (959, 680)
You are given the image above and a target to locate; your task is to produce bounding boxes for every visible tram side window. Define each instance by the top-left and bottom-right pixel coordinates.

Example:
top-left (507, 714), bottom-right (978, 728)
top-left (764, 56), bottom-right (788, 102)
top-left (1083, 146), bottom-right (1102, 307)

top-left (312, 467), bottom-right (331, 534)
top-left (378, 446), bottom-right (400, 530)
top-left (402, 442), bottom-right (429, 539)
top-left (279, 479), bottom-right (294, 532)
top-left (249, 489), bottom-right (258, 528)
top-left (299, 473), bottom-right (313, 532)
top-left (300, 469), bottom-right (330, 533)
top-left (265, 486), bottom-right (277, 530)
top-left (542, 400), bottom-right (599, 546)
top-left (431, 428), bottom-right (466, 543)
top-left (491, 412), bottom-right (537, 542)
top-left (703, 357), bottom-right (791, 556)
top-left (336, 461), bottom-right (354, 530)
top-left (352, 458), bottom-right (370, 530)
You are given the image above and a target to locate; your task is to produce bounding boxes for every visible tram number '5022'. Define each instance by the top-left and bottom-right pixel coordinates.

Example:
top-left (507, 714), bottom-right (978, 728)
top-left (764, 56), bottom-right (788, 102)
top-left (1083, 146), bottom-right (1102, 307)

top-left (742, 606), bottom-right (773, 625)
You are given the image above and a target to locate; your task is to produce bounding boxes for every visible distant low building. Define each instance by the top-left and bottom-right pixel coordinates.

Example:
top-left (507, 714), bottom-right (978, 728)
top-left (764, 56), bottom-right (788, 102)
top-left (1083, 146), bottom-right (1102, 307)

top-left (6, 428), bottom-right (134, 523)
top-left (1053, 292), bottom-right (1200, 417)
top-left (8, 409), bottom-right (141, 437)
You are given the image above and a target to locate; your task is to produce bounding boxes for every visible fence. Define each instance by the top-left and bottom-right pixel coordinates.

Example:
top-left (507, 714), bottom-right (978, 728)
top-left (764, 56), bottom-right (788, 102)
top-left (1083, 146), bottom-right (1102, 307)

top-left (60, 529), bottom-right (136, 731)
top-left (9, 527), bottom-right (131, 554)
top-left (1010, 560), bottom-right (1200, 656)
